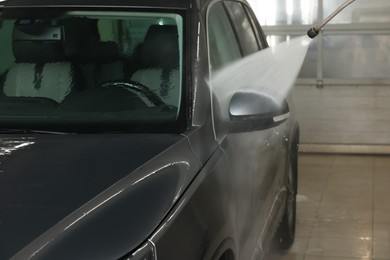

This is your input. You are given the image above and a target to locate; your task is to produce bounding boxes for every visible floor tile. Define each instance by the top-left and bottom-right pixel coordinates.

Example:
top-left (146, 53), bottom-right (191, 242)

top-left (298, 188), bottom-right (325, 201)
top-left (316, 207), bottom-right (372, 224)
top-left (272, 254), bottom-right (305, 260)
top-left (306, 237), bottom-right (372, 258)
top-left (374, 209), bottom-right (390, 224)
top-left (304, 256), bottom-right (371, 260)
top-left (374, 156), bottom-right (390, 167)
top-left (311, 222), bottom-right (372, 240)
top-left (332, 155), bottom-right (374, 166)
top-left (320, 194), bottom-right (372, 209)
top-left (374, 166), bottom-right (390, 175)
top-left (268, 237), bottom-right (310, 260)
top-left (374, 172), bottom-right (390, 184)
top-left (298, 155), bottom-right (336, 166)
top-left (373, 240), bottom-right (390, 259)
top-left (297, 204), bottom-right (318, 223)
top-left (374, 223), bottom-right (390, 241)
top-left (286, 236), bottom-right (311, 256)
top-left (295, 221), bottom-right (314, 238)
top-left (329, 165), bottom-right (373, 176)
top-left (374, 201), bottom-right (390, 211)
top-left (276, 154), bottom-right (386, 260)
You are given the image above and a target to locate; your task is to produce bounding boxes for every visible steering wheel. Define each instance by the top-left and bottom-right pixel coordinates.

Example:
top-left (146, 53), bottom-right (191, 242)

top-left (100, 80), bottom-right (166, 107)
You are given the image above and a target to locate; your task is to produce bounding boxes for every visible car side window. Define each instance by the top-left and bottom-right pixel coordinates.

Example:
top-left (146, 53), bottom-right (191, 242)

top-left (207, 2), bottom-right (242, 72)
top-left (224, 1), bottom-right (260, 56)
top-left (243, 5), bottom-right (268, 50)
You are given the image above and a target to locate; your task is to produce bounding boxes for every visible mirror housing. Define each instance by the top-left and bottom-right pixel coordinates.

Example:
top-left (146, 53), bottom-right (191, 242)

top-left (227, 91), bottom-right (290, 133)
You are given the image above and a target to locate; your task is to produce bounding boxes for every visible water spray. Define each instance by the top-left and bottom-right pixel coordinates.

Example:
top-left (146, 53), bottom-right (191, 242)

top-left (212, 1), bottom-right (360, 125)
top-left (307, 0), bottom-right (356, 38)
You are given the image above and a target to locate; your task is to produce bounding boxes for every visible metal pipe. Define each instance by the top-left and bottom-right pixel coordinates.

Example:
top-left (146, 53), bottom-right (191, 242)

top-left (307, 0), bottom-right (356, 38)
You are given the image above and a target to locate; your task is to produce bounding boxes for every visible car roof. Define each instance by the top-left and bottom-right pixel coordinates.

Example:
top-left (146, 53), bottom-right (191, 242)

top-left (0, 0), bottom-right (192, 9)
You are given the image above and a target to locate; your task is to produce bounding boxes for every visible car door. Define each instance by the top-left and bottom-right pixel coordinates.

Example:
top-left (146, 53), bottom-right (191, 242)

top-left (207, 1), bottom-right (288, 259)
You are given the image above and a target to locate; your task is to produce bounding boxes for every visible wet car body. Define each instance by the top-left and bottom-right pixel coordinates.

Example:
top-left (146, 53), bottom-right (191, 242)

top-left (0, 0), bottom-right (299, 259)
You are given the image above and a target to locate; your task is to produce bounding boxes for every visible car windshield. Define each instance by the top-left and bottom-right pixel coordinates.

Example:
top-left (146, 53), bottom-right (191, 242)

top-left (0, 10), bottom-right (185, 133)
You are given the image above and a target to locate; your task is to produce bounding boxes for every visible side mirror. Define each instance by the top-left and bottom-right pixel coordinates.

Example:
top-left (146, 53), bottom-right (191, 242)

top-left (227, 91), bottom-right (289, 133)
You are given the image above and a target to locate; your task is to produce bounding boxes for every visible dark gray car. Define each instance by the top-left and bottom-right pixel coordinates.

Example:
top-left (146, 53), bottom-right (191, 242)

top-left (0, 0), bottom-right (299, 259)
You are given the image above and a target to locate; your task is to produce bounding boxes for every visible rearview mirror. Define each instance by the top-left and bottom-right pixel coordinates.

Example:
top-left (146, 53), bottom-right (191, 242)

top-left (13, 20), bottom-right (63, 41)
top-left (227, 91), bottom-right (289, 132)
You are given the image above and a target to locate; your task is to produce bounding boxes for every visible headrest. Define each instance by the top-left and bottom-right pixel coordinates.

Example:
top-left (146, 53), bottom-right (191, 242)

top-left (60, 18), bottom-right (120, 63)
top-left (142, 25), bottom-right (179, 69)
top-left (74, 41), bottom-right (121, 63)
top-left (12, 19), bottom-right (66, 63)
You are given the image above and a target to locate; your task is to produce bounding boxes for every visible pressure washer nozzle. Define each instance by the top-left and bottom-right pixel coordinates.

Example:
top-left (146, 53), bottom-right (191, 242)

top-left (306, 0), bottom-right (356, 39)
top-left (307, 27), bottom-right (320, 39)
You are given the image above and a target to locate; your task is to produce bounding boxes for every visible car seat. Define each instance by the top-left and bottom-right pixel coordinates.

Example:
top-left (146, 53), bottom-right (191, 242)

top-left (2, 20), bottom-right (80, 103)
top-left (131, 25), bottom-right (181, 107)
top-left (61, 18), bottom-right (124, 89)
top-left (55, 18), bottom-right (150, 112)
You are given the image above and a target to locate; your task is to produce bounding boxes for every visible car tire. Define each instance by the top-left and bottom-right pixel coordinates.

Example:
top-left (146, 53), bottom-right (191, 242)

top-left (275, 159), bottom-right (296, 250)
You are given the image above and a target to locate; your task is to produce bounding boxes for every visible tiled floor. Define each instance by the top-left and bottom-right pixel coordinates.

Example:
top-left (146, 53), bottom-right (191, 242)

top-left (272, 154), bottom-right (390, 260)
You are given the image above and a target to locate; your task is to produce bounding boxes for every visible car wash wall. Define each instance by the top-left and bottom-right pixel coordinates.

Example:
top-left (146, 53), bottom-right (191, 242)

top-left (249, 0), bottom-right (390, 150)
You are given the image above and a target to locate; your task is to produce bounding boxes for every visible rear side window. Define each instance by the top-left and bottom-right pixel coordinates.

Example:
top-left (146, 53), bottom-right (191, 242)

top-left (207, 2), bottom-right (242, 72)
top-left (224, 1), bottom-right (260, 56)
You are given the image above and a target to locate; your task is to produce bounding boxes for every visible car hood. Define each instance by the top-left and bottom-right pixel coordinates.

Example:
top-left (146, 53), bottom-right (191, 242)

top-left (0, 133), bottom-right (200, 259)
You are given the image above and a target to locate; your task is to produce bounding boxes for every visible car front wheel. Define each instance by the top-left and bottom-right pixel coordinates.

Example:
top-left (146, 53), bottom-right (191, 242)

top-left (275, 160), bottom-right (296, 250)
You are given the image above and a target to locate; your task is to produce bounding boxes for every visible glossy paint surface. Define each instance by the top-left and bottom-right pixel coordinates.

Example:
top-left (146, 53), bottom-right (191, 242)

top-left (0, 134), bottom-right (201, 259)
top-left (0, 0), bottom-right (299, 259)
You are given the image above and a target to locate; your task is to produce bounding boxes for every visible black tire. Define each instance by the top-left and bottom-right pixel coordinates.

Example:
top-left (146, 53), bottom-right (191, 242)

top-left (275, 160), bottom-right (297, 250)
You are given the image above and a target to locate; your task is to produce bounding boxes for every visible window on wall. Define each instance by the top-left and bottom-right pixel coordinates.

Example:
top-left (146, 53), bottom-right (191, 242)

top-left (248, 0), bottom-right (390, 85)
top-left (248, 0), bottom-right (318, 25)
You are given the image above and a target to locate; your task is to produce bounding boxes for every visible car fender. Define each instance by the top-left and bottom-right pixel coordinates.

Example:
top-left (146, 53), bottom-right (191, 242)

top-left (149, 146), bottom-right (237, 259)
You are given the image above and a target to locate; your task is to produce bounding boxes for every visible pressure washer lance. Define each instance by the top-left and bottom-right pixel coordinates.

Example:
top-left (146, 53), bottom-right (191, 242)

top-left (307, 0), bottom-right (356, 38)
